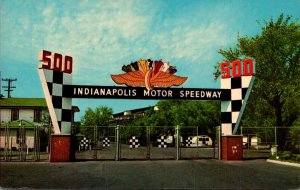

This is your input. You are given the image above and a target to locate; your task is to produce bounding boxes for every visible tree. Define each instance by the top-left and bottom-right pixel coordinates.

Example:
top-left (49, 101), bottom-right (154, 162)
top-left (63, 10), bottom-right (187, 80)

top-left (123, 100), bottom-right (220, 145)
top-left (80, 106), bottom-right (113, 140)
top-left (130, 100), bottom-right (220, 132)
top-left (214, 14), bottom-right (300, 148)
top-left (81, 106), bottom-right (113, 126)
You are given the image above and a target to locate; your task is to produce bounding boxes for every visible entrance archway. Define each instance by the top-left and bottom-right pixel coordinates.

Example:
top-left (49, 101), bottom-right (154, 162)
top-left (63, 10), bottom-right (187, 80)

top-left (38, 50), bottom-right (255, 162)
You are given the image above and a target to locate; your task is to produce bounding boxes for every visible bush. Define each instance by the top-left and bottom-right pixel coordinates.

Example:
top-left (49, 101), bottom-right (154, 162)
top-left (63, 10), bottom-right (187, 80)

top-left (290, 154), bottom-right (300, 163)
top-left (279, 151), bottom-right (293, 160)
top-left (274, 151), bottom-right (300, 163)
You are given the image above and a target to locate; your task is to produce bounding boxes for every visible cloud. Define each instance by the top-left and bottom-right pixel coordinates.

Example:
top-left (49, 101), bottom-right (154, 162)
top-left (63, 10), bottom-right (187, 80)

top-left (42, 6), bottom-right (53, 17)
top-left (3, 1), bottom-right (235, 87)
top-left (30, 1), bottom-right (154, 84)
top-left (149, 21), bottom-right (232, 62)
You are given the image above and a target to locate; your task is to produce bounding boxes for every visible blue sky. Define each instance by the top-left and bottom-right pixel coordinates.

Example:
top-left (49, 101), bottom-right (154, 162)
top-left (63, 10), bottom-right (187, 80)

top-left (1, 0), bottom-right (299, 121)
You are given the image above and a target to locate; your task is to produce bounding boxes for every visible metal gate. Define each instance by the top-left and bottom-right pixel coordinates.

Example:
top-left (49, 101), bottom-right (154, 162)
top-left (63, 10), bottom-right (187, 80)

top-left (0, 121), bottom-right (51, 162)
top-left (75, 125), bottom-right (219, 161)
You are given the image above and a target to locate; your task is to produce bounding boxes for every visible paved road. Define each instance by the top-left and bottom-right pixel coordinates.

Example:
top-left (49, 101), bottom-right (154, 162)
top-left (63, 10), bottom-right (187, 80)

top-left (1, 159), bottom-right (299, 189)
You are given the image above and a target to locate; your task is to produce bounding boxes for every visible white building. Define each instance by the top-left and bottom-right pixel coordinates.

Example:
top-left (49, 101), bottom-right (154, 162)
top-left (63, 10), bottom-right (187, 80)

top-left (0, 98), bottom-right (49, 149)
top-left (0, 98), bottom-right (80, 150)
top-left (0, 98), bottom-right (49, 123)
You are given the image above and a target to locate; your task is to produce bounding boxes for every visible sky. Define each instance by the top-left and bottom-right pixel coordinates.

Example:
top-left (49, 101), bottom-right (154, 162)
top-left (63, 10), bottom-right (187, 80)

top-left (1, 0), bottom-right (299, 121)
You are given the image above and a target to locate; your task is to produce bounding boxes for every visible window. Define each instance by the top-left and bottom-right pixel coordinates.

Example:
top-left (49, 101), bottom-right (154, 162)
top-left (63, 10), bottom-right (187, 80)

top-left (11, 109), bottom-right (19, 121)
top-left (34, 109), bottom-right (42, 122)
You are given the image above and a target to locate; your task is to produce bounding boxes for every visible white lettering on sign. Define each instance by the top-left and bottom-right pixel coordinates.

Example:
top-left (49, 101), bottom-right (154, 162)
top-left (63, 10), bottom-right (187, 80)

top-left (74, 87), bottom-right (137, 97)
top-left (144, 89), bottom-right (173, 97)
top-left (68, 86), bottom-right (226, 100)
top-left (179, 90), bottom-right (221, 99)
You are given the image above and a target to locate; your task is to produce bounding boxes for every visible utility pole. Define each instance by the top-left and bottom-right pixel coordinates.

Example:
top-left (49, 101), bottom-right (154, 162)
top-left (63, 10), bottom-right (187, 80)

top-left (2, 78), bottom-right (17, 98)
top-left (0, 71), bottom-right (2, 98)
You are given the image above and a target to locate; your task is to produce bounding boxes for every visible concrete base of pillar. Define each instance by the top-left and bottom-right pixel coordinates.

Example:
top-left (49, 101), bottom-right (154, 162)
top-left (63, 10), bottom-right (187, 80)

top-left (222, 135), bottom-right (243, 161)
top-left (50, 135), bottom-right (71, 162)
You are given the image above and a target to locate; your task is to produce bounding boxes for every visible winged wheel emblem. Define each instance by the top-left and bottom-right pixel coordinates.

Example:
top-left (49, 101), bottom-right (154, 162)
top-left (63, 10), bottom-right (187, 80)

top-left (111, 59), bottom-right (188, 90)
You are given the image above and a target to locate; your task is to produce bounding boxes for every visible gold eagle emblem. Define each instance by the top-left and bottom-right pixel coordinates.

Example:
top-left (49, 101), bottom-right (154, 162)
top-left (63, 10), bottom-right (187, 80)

top-left (111, 59), bottom-right (188, 90)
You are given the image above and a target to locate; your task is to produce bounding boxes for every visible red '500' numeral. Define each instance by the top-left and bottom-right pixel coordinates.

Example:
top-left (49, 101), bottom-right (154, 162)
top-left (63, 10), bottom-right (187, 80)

top-left (39, 50), bottom-right (73, 74)
top-left (221, 59), bottom-right (253, 79)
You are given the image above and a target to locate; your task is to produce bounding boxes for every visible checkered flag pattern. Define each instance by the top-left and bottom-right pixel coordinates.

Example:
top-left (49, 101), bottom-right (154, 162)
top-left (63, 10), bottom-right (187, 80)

top-left (102, 137), bottom-right (111, 147)
top-left (186, 137), bottom-right (192, 147)
top-left (129, 136), bottom-right (140, 148)
top-left (38, 68), bottom-right (72, 134)
top-left (157, 136), bottom-right (167, 148)
top-left (221, 76), bottom-right (254, 135)
top-left (80, 137), bottom-right (89, 149)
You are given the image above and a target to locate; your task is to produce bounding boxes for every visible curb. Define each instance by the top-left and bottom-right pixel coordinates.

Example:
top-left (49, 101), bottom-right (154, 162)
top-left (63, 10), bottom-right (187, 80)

top-left (267, 159), bottom-right (300, 168)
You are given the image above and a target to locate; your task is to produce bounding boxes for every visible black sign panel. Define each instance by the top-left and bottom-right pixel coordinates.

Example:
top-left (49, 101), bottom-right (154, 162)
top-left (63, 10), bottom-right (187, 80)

top-left (63, 85), bottom-right (231, 100)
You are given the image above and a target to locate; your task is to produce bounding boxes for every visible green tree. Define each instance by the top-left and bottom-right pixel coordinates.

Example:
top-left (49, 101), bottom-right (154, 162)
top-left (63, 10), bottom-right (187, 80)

top-left (80, 106), bottom-right (113, 140)
top-left (123, 100), bottom-right (219, 145)
top-left (118, 100), bottom-right (220, 144)
top-left (130, 100), bottom-right (220, 131)
top-left (214, 14), bottom-right (300, 148)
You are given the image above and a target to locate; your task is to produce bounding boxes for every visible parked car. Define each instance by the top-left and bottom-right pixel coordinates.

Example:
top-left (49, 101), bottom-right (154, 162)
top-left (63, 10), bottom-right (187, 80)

top-left (186, 135), bottom-right (213, 147)
top-left (243, 136), bottom-right (269, 149)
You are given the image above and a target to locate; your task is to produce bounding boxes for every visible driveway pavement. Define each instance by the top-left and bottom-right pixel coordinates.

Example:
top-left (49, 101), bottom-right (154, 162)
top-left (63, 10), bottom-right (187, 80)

top-left (1, 159), bottom-right (299, 189)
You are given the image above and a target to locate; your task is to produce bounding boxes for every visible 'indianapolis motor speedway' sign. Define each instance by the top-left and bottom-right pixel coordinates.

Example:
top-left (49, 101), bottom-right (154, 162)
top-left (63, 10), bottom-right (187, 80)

top-left (38, 50), bottom-right (254, 136)
top-left (64, 85), bottom-right (230, 100)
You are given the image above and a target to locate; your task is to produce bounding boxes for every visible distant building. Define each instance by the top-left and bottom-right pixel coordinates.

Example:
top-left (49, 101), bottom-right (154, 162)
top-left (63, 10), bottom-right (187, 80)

top-left (0, 98), bottom-right (48, 123)
top-left (0, 98), bottom-right (49, 150)
top-left (0, 98), bottom-right (79, 150)
top-left (111, 106), bottom-right (155, 125)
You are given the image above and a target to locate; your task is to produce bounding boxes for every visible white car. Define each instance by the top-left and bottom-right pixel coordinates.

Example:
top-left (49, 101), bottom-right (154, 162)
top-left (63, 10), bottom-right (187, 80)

top-left (187, 135), bottom-right (213, 147)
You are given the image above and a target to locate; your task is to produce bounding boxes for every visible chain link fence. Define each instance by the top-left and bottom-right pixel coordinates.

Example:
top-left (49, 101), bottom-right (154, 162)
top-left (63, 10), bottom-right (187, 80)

top-left (0, 123), bottom-right (51, 162)
top-left (240, 126), bottom-right (300, 159)
top-left (75, 125), bottom-right (219, 161)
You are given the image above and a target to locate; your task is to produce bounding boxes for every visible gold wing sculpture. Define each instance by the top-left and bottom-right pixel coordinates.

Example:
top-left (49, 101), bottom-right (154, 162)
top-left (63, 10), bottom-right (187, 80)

top-left (150, 71), bottom-right (187, 87)
top-left (111, 59), bottom-right (187, 90)
top-left (111, 71), bottom-right (145, 87)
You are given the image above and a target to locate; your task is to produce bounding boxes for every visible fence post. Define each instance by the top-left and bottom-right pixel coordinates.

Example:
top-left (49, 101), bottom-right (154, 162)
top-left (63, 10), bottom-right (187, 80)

top-left (274, 126), bottom-right (277, 146)
top-left (176, 125), bottom-right (180, 160)
top-left (4, 123), bottom-right (9, 161)
top-left (34, 125), bottom-right (41, 161)
top-left (93, 125), bottom-right (97, 160)
top-left (34, 125), bottom-right (37, 161)
top-left (196, 126), bottom-right (199, 157)
top-left (275, 126), bottom-right (278, 158)
top-left (115, 125), bottom-right (120, 161)
top-left (19, 121), bottom-right (26, 161)
top-left (146, 126), bottom-right (150, 159)
top-left (213, 126), bottom-right (217, 159)
top-left (10, 137), bottom-right (12, 161)
top-left (218, 126), bottom-right (221, 160)
top-left (38, 126), bottom-right (41, 161)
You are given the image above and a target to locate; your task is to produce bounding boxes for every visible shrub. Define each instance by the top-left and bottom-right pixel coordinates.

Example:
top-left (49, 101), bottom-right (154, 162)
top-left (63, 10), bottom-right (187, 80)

top-left (279, 151), bottom-right (293, 160)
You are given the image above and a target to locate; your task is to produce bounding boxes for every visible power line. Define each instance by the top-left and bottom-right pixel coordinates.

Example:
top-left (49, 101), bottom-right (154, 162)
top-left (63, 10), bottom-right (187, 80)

top-left (2, 78), bottom-right (17, 98)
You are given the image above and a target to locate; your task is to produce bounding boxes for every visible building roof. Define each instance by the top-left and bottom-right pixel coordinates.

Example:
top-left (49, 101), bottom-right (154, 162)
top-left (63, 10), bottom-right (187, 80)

top-left (113, 106), bottom-right (153, 117)
top-left (0, 98), bottom-right (47, 108)
top-left (0, 98), bottom-right (80, 112)
top-left (0, 120), bottom-right (37, 129)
